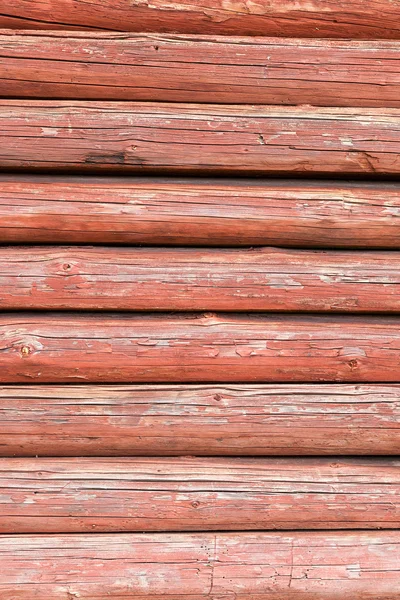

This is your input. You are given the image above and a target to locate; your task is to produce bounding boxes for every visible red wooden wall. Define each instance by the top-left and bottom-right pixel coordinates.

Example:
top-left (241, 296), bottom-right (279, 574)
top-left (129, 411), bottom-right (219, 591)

top-left (0, 1), bottom-right (400, 597)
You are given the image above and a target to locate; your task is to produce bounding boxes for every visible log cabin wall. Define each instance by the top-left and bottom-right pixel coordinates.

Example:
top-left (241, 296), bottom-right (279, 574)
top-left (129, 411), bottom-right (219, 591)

top-left (0, 2), bottom-right (400, 598)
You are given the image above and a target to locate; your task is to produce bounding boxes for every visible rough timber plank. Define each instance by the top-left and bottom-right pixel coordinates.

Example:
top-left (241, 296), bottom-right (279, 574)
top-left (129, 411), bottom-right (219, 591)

top-left (0, 532), bottom-right (399, 599)
top-left (1, 176), bottom-right (400, 248)
top-left (3, 313), bottom-right (400, 383)
top-left (5, 246), bottom-right (400, 312)
top-left (2, 33), bottom-right (400, 107)
top-left (1, 384), bottom-right (399, 456)
top-left (1, 457), bottom-right (399, 533)
top-left (1, 102), bottom-right (400, 175)
top-left (1, 0), bottom-right (400, 39)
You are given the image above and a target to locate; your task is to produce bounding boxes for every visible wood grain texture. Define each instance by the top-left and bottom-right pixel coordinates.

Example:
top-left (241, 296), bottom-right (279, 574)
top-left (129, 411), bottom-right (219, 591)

top-left (3, 313), bottom-right (400, 383)
top-left (1, 384), bottom-right (399, 457)
top-left (5, 246), bottom-right (400, 312)
top-left (2, 102), bottom-right (400, 175)
top-left (2, 177), bottom-right (400, 248)
top-left (1, 457), bottom-right (400, 533)
top-left (2, 33), bottom-right (400, 107)
top-left (1, 531), bottom-right (399, 599)
top-left (1, 0), bottom-right (400, 39)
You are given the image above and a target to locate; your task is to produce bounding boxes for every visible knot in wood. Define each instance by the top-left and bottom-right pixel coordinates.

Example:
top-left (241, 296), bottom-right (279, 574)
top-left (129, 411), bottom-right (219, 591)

top-left (348, 359), bottom-right (359, 370)
top-left (20, 345), bottom-right (31, 357)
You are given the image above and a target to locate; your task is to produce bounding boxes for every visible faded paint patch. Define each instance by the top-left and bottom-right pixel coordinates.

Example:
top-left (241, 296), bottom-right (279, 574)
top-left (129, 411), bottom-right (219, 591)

top-left (41, 127), bottom-right (59, 136)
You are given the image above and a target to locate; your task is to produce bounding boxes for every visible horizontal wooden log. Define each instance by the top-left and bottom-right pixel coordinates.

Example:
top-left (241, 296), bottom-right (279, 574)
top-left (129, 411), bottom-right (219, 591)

top-left (3, 313), bottom-right (400, 383)
top-left (5, 246), bottom-right (400, 312)
top-left (2, 176), bottom-right (400, 248)
top-left (2, 33), bottom-right (400, 107)
top-left (1, 457), bottom-right (400, 533)
top-left (2, 102), bottom-right (400, 175)
top-left (1, 1), bottom-right (400, 39)
top-left (1, 532), bottom-right (399, 599)
top-left (1, 384), bottom-right (399, 456)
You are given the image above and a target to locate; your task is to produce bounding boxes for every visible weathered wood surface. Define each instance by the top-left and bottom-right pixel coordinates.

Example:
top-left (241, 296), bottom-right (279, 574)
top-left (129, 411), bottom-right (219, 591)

top-left (2, 102), bottom-right (400, 175)
top-left (2, 177), bottom-right (400, 248)
top-left (1, 457), bottom-right (400, 533)
top-left (1, 384), bottom-right (399, 457)
top-left (3, 313), bottom-right (400, 383)
top-left (1, 532), bottom-right (399, 599)
top-left (2, 33), bottom-right (400, 107)
top-left (5, 246), bottom-right (400, 312)
top-left (0, 457), bottom-right (400, 533)
top-left (1, 0), bottom-right (400, 39)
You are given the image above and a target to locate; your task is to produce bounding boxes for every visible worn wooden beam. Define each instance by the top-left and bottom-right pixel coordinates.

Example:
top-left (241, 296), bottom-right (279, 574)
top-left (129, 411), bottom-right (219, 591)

top-left (1, 102), bottom-right (400, 175)
top-left (2, 33), bottom-right (400, 107)
top-left (1, 531), bottom-right (399, 599)
top-left (3, 313), bottom-right (400, 383)
top-left (1, 1), bottom-right (400, 39)
top-left (1, 176), bottom-right (400, 248)
top-left (1, 457), bottom-right (400, 533)
top-left (4, 246), bottom-right (400, 312)
top-left (1, 384), bottom-right (399, 456)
